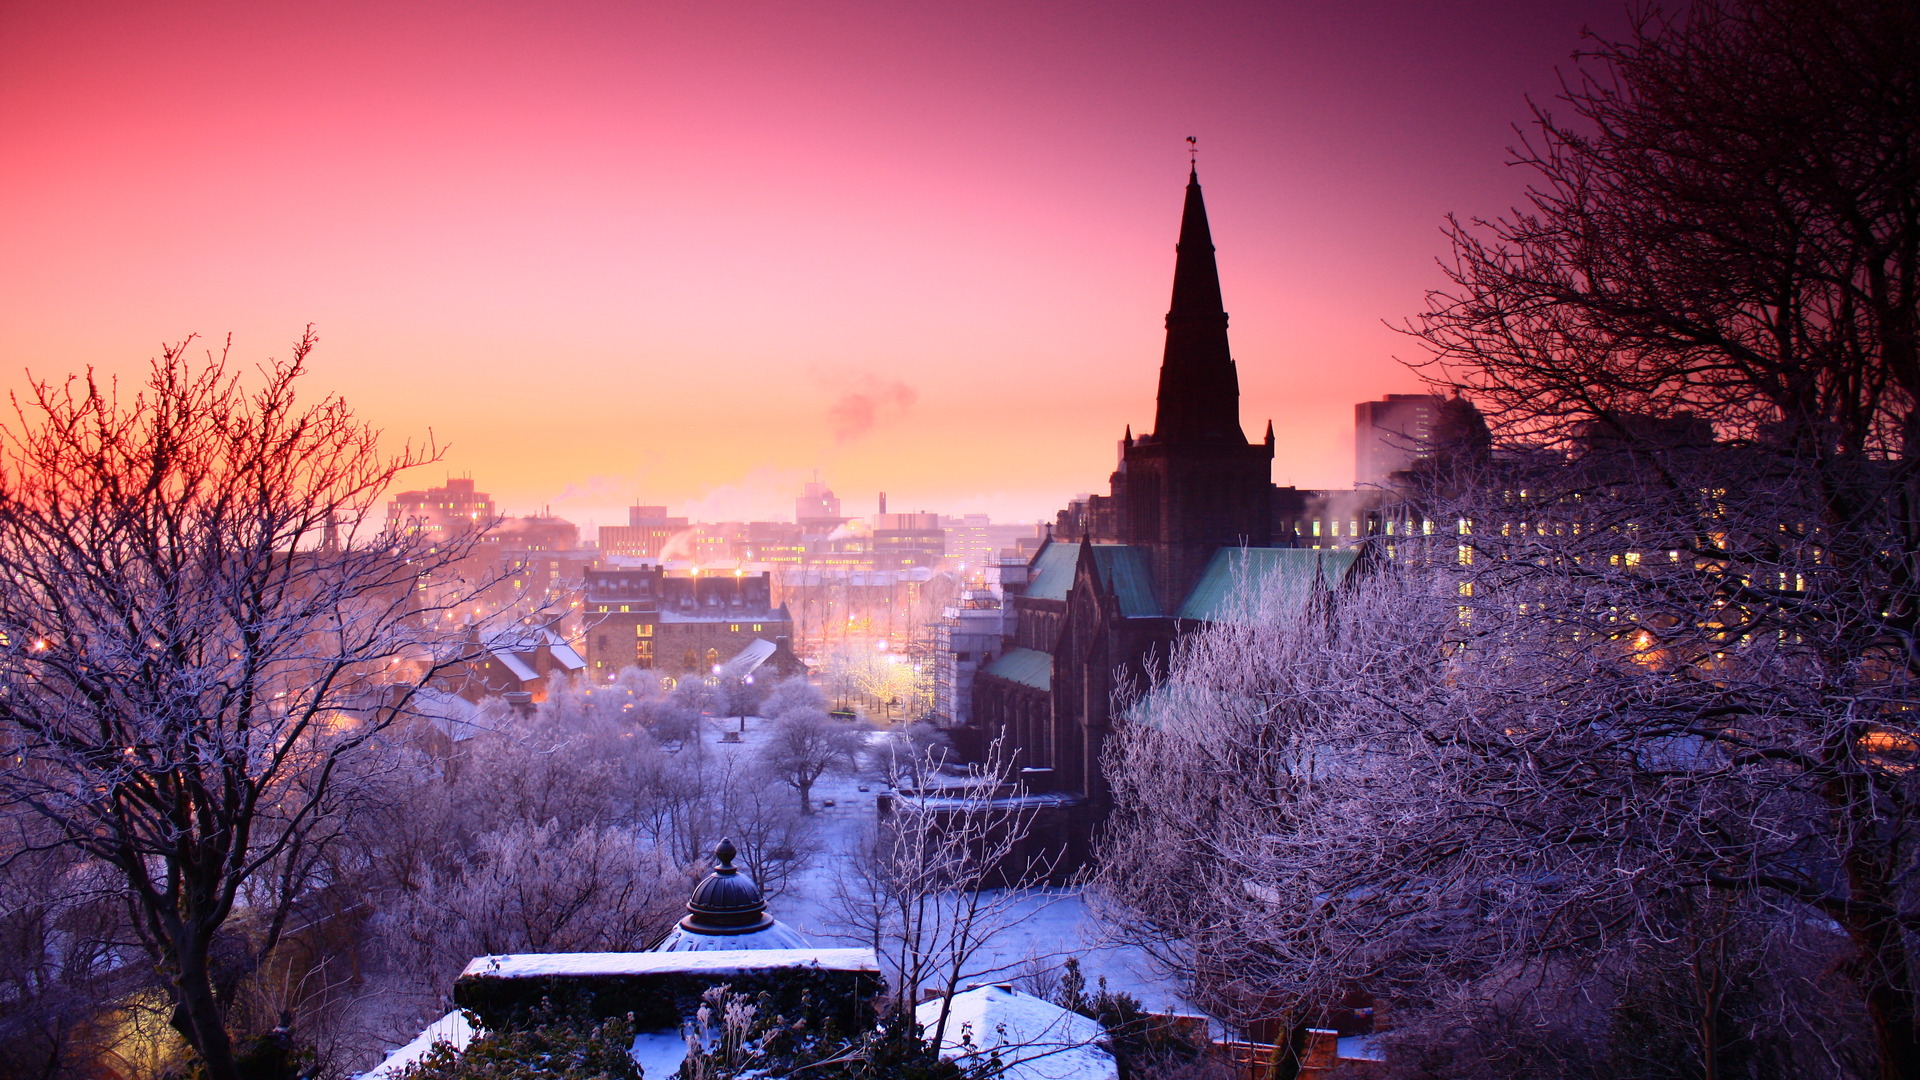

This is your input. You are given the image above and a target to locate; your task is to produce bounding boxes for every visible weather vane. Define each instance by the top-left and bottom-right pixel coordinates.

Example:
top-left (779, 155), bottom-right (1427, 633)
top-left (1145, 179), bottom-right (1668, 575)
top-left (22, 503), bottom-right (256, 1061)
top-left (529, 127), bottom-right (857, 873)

top-left (1187, 135), bottom-right (1198, 165)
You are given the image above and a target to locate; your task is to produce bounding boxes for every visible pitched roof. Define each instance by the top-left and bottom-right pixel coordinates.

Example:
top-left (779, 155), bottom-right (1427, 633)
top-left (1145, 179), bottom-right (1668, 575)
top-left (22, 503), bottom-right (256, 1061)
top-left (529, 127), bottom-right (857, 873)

top-left (1086, 544), bottom-right (1160, 617)
top-left (982, 647), bottom-right (1052, 691)
top-left (915, 984), bottom-right (1117, 1080)
top-left (547, 639), bottom-right (586, 672)
top-left (719, 638), bottom-right (777, 679)
top-left (1024, 542), bottom-right (1081, 601)
top-left (1178, 547), bottom-right (1359, 622)
top-left (489, 649), bottom-right (539, 683)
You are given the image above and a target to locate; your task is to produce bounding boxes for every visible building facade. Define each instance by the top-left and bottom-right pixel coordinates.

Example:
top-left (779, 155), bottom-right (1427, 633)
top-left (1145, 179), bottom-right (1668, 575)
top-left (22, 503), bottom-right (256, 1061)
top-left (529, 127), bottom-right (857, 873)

top-left (581, 565), bottom-right (798, 679)
top-left (599, 505), bottom-right (692, 561)
top-left (386, 476), bottom-right (497, 542)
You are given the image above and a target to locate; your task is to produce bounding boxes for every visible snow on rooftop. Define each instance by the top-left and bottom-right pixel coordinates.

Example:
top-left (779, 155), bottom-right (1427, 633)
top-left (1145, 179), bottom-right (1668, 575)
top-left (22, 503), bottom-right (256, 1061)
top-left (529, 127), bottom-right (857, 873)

top-left (916, 984), bottom-right (1117, 1080)
top-left (458, 947), bottom-right (878, 980)
top-left (718, 637), bottom-right (777, 679)
top-left (1339, 1034), bottom-right (1386, 1062)
top-left (490, 649), bottom-right (539, 683)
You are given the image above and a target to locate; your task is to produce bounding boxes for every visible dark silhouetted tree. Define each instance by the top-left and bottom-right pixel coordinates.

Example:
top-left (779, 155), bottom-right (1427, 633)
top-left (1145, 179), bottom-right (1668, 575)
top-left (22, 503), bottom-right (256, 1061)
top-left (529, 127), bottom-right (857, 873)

top-left (0, 333), bottom-right (489, 1080)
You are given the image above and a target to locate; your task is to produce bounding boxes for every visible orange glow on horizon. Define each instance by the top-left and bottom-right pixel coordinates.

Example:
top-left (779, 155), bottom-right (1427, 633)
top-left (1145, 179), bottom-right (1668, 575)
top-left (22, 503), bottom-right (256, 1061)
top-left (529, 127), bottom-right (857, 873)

top-left (0, 1), bottom-right (1628, 528)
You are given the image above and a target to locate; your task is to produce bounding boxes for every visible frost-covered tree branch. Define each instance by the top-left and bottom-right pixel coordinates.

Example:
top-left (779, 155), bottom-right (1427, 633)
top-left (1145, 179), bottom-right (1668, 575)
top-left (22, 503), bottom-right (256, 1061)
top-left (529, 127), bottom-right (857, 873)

top-left (0, 332), bottom-right (495, 1080)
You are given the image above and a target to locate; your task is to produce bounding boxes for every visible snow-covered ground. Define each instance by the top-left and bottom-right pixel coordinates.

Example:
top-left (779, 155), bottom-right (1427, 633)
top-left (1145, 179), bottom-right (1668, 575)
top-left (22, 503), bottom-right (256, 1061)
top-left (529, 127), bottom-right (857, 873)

top-left (693, 713), bottom-right (1193, 1016)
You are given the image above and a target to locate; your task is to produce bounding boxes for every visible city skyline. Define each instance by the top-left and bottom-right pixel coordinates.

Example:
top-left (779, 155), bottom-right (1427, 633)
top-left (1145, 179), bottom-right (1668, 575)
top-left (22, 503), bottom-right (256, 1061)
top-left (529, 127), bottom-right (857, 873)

top-left (0, 0), bottom-right (1625, 527)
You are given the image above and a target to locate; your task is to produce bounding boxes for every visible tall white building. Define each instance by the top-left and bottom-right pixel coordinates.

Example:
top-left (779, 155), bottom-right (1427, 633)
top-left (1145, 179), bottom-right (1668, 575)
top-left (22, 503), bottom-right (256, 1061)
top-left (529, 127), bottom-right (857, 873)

top-left (932, 559), bottom-right (1025, 727)
top-left (1354, 393), bottom-right (1443, 487)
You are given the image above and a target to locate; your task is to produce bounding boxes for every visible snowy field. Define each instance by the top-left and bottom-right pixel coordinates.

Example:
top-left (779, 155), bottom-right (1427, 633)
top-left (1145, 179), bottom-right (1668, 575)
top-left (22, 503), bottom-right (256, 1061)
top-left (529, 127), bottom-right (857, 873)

top-left (688, 711), bottom-right (1194, 1016)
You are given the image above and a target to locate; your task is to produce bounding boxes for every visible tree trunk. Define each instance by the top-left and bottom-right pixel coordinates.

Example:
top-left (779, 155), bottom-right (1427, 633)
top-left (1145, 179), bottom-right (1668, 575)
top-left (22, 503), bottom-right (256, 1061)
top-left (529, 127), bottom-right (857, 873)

top-left (170, 949), bottom-right (240, 1080)
top-left (1268, 1018), bottom-right (1310, 1080)
top-left (797, 779), bottom-right (813, 814)
top-left (1857, 922), bottom-right (1920, 1080)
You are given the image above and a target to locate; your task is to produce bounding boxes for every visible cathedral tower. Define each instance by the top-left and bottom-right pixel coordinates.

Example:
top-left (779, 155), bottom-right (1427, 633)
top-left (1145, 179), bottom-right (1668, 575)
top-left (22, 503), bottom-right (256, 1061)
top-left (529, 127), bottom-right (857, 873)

top-left (1113, 167), bottom-right (1274, 611)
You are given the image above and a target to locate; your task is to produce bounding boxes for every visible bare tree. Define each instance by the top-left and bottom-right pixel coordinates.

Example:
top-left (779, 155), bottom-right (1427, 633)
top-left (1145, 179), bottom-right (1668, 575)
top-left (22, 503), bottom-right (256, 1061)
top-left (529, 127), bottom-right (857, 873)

top-left (831, 740), bottom-right (1059, 1049)
top-left (757, 707), bottom-right (868, 814)
top-left (0, 334), bottom-right (488, 1080)
top-left (715, 673), bottom-right (767, 724)
top-left (627, 746), bottom-right (819, 899)
top-left (1388, 0), bottom-right (1920, 1073)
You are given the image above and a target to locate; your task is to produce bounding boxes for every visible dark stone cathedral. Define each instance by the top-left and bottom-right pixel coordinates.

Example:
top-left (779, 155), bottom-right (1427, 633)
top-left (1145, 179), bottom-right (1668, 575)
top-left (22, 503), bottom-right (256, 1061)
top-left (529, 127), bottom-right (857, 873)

top-left (967, 167), bottom-right (1356, 870)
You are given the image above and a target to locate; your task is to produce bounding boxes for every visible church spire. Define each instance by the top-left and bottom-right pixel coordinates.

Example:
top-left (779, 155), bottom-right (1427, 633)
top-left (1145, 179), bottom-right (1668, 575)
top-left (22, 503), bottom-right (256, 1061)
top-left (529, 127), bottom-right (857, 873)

top-left (1152, 167), bottom-right (1244, 443)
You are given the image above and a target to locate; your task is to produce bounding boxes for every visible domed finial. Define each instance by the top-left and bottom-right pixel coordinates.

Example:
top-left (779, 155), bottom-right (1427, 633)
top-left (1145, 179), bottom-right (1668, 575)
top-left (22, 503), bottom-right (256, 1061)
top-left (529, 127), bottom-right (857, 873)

top-left (715, 838), bottom-right (738, 872)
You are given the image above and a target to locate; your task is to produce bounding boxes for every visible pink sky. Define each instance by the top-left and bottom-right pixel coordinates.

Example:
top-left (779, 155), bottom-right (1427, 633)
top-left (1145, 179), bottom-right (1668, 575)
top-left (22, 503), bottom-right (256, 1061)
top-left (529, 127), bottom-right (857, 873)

top-left (0, 0), bottom-right (1624, 529)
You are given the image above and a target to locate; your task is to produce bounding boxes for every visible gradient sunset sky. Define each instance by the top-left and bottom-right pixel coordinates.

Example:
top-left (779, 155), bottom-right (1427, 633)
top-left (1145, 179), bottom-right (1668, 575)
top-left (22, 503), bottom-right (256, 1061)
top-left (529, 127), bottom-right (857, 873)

top-left (0, 0), bottom-right (1624, 529)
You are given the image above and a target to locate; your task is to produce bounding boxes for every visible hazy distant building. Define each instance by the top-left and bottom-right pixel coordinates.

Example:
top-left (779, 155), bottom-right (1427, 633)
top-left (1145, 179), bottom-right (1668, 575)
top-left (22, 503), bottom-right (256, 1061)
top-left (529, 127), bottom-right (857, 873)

top-left (580, 565), bottom-right (799, 679)
top-left (477, 513), bottom-right (593, 619)
top-left (387, 477), bottom-right (497, 542)
top-left (796, 480), bottom-right (846, 534)
top-left (598, 505), bottom-right (691, 561)
top-left (386, 480), bottom-right (589, 620)
top-left (741, 520), bottom-right (807, 564)
top-left (1355, 393), bottom-right (1444, 487)
top-left (942, 515), bottom-right (1044, 570)
top-left (689, 522), bottom-right (750, 566)
top-left (872, 511), bottom-right (945, 569)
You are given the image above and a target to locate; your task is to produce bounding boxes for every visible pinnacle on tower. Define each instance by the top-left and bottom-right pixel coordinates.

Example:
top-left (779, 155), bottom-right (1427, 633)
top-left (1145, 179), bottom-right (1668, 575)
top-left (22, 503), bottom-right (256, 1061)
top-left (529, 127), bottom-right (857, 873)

top-left (1151, 167), bottom-right (1245, 443)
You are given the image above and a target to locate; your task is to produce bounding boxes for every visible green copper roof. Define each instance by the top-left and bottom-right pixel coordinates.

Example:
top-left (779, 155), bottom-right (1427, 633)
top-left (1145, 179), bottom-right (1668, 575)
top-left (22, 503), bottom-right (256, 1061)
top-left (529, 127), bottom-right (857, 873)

top-left (982, 647), bottom-right (1052, 691)
top-left (1024, 542), bottom-right (1081, 602)
top-left (1178, 547), bottom-right (1359, 622)
top-left (1088, 545), bottom-right (1160, 617)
